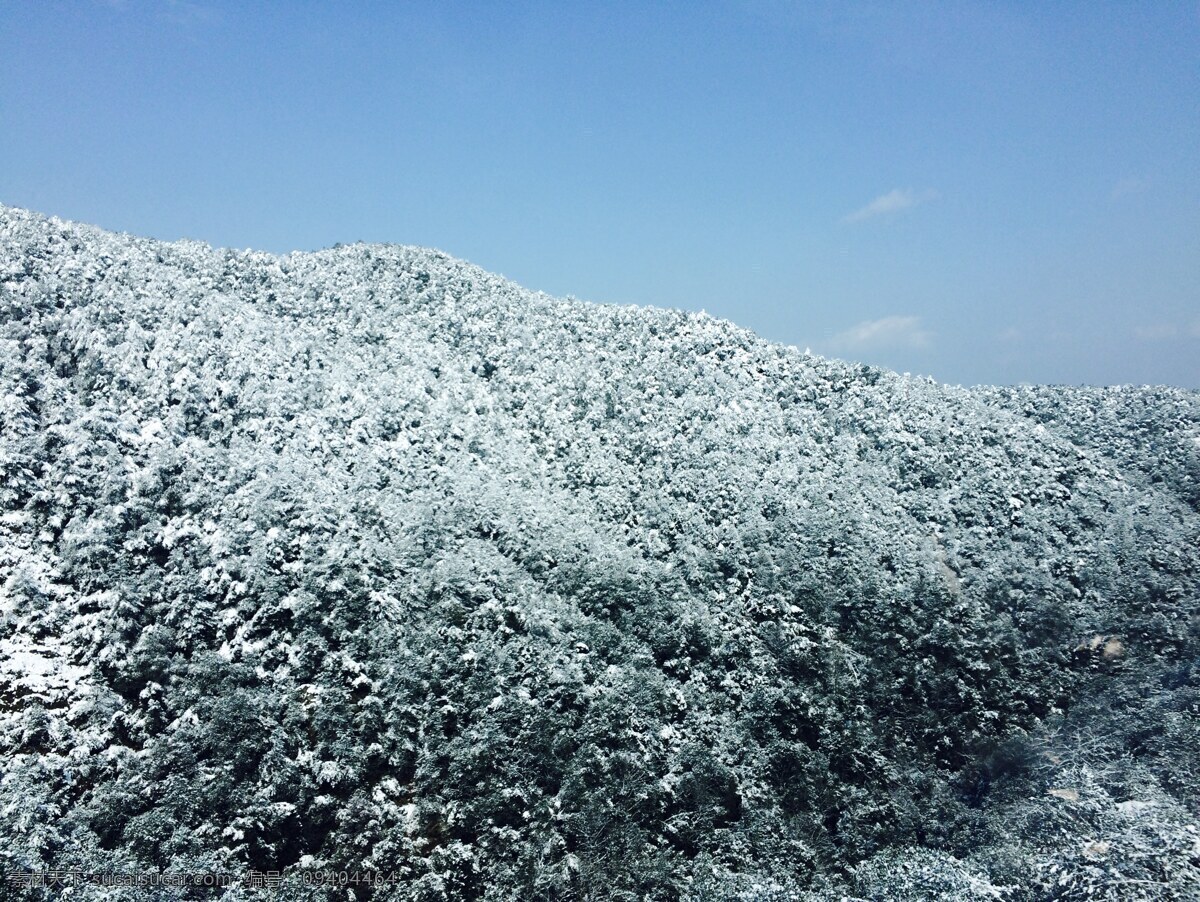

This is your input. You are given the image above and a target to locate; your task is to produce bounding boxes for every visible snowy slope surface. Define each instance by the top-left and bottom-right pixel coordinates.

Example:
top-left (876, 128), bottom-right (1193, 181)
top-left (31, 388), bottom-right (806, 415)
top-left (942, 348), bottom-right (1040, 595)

top-left (1, 204), bottom-right (1198, 900)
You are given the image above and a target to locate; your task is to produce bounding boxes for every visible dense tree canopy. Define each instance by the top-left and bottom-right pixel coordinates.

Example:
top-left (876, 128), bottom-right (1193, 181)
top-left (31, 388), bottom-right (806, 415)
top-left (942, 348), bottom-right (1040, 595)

top-left (1, 205), bottom-right (1197, 899)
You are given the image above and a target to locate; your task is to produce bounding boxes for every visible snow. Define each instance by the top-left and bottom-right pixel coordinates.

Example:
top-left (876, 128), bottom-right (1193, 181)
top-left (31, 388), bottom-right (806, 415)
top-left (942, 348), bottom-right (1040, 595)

top-left (1, 202), bottom-right (1197, 900)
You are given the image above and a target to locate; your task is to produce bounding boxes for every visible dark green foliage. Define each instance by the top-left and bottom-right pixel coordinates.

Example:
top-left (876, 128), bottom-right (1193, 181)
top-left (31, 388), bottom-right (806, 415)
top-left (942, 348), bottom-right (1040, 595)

top-left (1, 205), bottom-right (1198, 900)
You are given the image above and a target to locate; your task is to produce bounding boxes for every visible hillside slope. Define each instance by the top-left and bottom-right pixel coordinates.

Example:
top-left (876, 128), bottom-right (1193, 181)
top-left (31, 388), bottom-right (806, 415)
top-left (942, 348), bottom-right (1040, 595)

top-left (1, 205), bottom-right (1197, 900)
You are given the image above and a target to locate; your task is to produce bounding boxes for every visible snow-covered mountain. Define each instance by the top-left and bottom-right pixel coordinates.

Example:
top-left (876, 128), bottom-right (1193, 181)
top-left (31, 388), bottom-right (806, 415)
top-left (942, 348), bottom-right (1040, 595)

top-left (1, 204), bottom-right (1197, 899)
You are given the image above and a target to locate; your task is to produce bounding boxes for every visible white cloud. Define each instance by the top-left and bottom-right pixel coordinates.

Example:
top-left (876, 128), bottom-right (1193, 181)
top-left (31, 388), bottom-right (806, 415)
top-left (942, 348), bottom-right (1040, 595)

top-left (1134, 323), bottom-right (1180, 341)
top-left (998, 327), bottom-right (1021, 342)
top-left (842, 188), bottom-right (938, 224)
top-left (1111, 177), bottom-right (1146, 200)
top-left (101, 0), bottom-right (221, 25)
top-left (163, 0), bottom-right (221, 25)
top-left (1132, 319), bottom-right (1200, 341)
top-left (829, 315), bottom-right (931, 353)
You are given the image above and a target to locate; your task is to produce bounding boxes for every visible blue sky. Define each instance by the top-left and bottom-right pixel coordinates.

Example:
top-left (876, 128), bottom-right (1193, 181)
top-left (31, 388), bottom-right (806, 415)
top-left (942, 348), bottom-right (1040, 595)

top-left (2, 1), bottom-right (1197, 387)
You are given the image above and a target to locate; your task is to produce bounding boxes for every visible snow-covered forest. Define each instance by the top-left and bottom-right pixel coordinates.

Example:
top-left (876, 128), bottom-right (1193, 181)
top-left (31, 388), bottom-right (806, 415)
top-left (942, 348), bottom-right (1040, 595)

top-left (1, 204), bottom-right (1197, 900)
